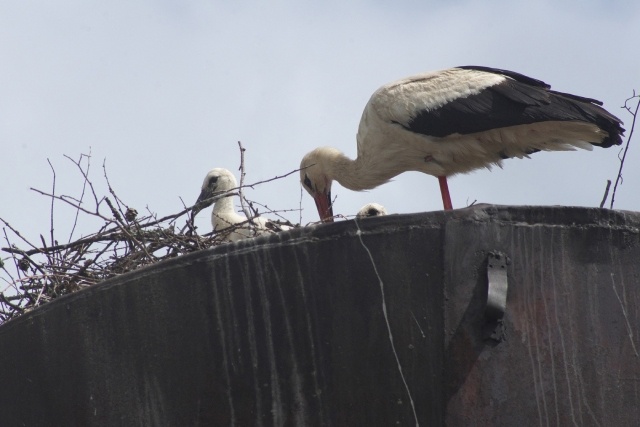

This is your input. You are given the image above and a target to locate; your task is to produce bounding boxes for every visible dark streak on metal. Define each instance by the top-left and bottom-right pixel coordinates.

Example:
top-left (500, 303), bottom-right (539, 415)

top-left (0, 206), bottom-right (638, 426)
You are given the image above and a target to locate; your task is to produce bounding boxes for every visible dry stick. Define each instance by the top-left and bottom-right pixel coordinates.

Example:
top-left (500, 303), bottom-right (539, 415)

top-left (244, 167), bottom-right (303, 189)
top-left (1, 220), bottom-right (186, 257)
top-left (600, 180), bottom-right (611, 208)
top-left (103, 159), bottom-right (130, 217)
top-left (299, 186), bottom-right (304, 225)
top-left (610, 92), bottom-right (639, 209)
top-left (65, 152), bottom-right (92, 244)
top-left (62, 157), bottom-right (109, 281)
top-left (2, 229), bottom-right (115, 256)
top-left (30, 187), bottom-right (111, 221)
top-left (104, 197), bottom-right (154, 260)
top-left (105, 196), bottom-right (124, 223)
top-left (247, 200), bottom-right (299, 223)
top-left (0, 229), bottom-right (21, 295)
top-left (61, 246), bottom-right (89, 277)
top-left (70, 240), bottom-right (114, 285)
top-left (7, 245), bottom-right (52, 279)
top-left (32, 269), bottom-right (53, 307)
top-left (47, 159), bottom-right (56, 249)
top-left (65, 152), bottom-right (101, 210)
top-left (0, 218), bottom-right (40, 253)
top-left (236, 141), bottom-right (268, 237)
top-left (38, 234), bottom-right (57, 290)
top-left (180, 190), bottom-right (241, 234)
top-left (0, 293), bottom-right (24, 314)
top-left (43, 159), bottom-right (61, 277)
top-left (236, 141), bottom-right (254, 222)
top-left (181, 197), bottom-right (199, 236)
top-left (2, 290), bottom-right (38, 302)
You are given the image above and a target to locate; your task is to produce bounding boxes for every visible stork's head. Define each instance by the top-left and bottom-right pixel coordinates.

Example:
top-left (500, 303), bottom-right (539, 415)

top-left (300, 147), bottom-right (338, 222)
top-left (194, 168), bottom-right (238, 216)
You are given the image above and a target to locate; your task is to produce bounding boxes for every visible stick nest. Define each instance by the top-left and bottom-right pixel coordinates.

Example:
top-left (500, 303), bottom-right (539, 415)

top-left (0, 150), bottom-right (298, 324)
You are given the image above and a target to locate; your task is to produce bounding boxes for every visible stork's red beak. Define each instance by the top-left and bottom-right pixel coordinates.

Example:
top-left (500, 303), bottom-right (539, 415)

top-left (313, 191), bottom-right (333, 223)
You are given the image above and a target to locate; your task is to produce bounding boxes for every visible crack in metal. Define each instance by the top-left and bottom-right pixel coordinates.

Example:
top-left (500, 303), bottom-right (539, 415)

top-left (353, 219), bottom-right (419, 426)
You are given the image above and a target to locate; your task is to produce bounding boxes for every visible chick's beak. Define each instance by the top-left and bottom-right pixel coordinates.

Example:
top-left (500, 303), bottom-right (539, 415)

top-left (193, 188), bottom-right (216, 217)
top-left (195, 188), bottom-right (210, 205)
top-left (313, 191), bottom-right (333, 223)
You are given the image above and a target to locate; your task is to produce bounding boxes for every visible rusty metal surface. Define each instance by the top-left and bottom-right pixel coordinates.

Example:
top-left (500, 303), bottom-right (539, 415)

top-left (0, 205), bottom-right (638, 426)
top-left (0, 212), bottom-right (445, 426)
top-left (443, 206), bottom-right (640, 426)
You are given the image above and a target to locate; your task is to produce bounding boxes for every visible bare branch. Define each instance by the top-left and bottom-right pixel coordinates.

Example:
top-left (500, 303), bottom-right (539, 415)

top-left (240, 166), bottom-right (304, 190)
top-left (236, 141), bottom-right (253, 221)
top-left (600, 180), bottom-right (611, 208)
top-left (0, 217), bottom-right (40, 252)
top-left (47, 159), bottom-right (56, 248)
top-left (64, 151), bottom-right (94, 243)
top-left (610, 91), bottom-right (639, 209)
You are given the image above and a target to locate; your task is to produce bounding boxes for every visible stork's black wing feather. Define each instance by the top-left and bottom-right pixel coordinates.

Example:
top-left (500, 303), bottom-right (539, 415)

top-left (457, 65), bottom-right (550, 89)
top-left (403, 66), bottom-right (624, 147)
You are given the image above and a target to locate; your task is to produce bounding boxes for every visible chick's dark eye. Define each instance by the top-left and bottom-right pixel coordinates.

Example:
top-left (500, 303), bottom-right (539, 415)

top-left (303, 175), bottom-right (313, 190)
top-left (208, 176), bottom-right (219, 186)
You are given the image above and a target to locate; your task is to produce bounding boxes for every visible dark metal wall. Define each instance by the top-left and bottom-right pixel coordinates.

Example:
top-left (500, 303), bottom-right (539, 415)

top-left (0, 206), bottom-right (638, 426)
top-left (443, 207), bottom-right (640, 426)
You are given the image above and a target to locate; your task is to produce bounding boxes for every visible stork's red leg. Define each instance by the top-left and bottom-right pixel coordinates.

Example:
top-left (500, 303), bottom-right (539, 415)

top-left (438, 176), bottom-right (453, 210)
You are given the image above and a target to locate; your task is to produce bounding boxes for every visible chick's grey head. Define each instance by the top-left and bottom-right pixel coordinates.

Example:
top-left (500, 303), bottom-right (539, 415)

top-left (193, 168), bottom-right (238, 216)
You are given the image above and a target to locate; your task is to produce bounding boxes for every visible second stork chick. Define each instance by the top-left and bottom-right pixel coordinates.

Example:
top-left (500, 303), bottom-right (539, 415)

top-left (194, 168), bottom-right (289, 242)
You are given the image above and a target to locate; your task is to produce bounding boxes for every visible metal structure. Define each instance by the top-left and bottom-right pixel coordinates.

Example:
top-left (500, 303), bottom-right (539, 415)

top-left (0, 206), bottom-right (638, 425)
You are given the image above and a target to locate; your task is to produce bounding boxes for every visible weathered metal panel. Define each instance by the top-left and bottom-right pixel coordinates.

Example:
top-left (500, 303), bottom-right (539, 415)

top-left (0, 206), bottom-right (638, 426)
top-left (443, 206), bottom-right (640, 426)
top-left (0, 214), bottom-right (444, 426)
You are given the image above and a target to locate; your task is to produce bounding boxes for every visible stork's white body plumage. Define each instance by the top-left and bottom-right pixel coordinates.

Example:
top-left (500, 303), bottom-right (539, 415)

top-left (300, 66), bottom-right (624, 222)
top-left (194, 168), bottom-right (290, 242)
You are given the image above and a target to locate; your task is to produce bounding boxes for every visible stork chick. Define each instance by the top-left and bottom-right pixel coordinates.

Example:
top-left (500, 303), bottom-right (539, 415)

top-left (356, 203), bottom-right (388, 219)
top-left (194, 168), bottom-right (289, 242)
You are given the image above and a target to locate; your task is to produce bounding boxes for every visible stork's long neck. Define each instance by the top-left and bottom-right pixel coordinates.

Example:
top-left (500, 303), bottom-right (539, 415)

top-left (212, 193), bottom-right (235, 214)
top-left (328, 150), bottom-right (397, 191)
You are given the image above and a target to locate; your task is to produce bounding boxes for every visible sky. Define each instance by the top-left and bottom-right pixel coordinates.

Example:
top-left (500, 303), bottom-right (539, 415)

top-left (1, 0), bottom-right (639, 258)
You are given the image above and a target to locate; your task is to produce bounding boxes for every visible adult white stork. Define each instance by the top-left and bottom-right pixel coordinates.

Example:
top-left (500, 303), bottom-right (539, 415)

top-left (356, 203), bottom-right (388, 218)
top-left (193, 168), bottom-right (290, 242)
top-left (300, 66), bottom-right (624, 222)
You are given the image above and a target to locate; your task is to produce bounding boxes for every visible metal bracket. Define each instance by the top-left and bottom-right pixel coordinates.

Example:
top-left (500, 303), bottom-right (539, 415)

top-left (486, 251), bottom-right (509, 320)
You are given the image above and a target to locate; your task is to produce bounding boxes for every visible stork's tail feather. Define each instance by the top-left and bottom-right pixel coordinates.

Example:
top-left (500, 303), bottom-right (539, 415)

top-left (594, 115), bottom-right (624, 148)
top-left (556, 92), bottom-right (625, 148)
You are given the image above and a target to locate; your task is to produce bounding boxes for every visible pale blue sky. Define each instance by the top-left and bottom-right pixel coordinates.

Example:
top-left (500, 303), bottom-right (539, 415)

top-left (1, 1), bottom-right (639, 250)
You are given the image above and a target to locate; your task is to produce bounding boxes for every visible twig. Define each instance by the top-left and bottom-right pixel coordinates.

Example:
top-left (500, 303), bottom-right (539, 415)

top-left (65, 152), bottom-right (101, 209)
top-left (65, 152), bottom-right (93, 244)
top-left (246, 200), bottom-right (299, 224)
top-left (600, 180), bottom-right (611, 208)
top-left (299, 186), bottom-right (304, 225)
top-left (236, 141), bottom-right (253, 221)
top-left (47, 159), bottom-right (56, 249)
top-left (29, 187), bottom-right (111, 221)
top-left (0, 217), bottom-right (40, 252)
top-left (610, 91), bottom-right (639, 209)
top-left (240, 166), bottom-right (304, 190)
top-left (0, 293), bottom-right (25, 313)
top-left (103, 159), bottom-right (133, 219)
